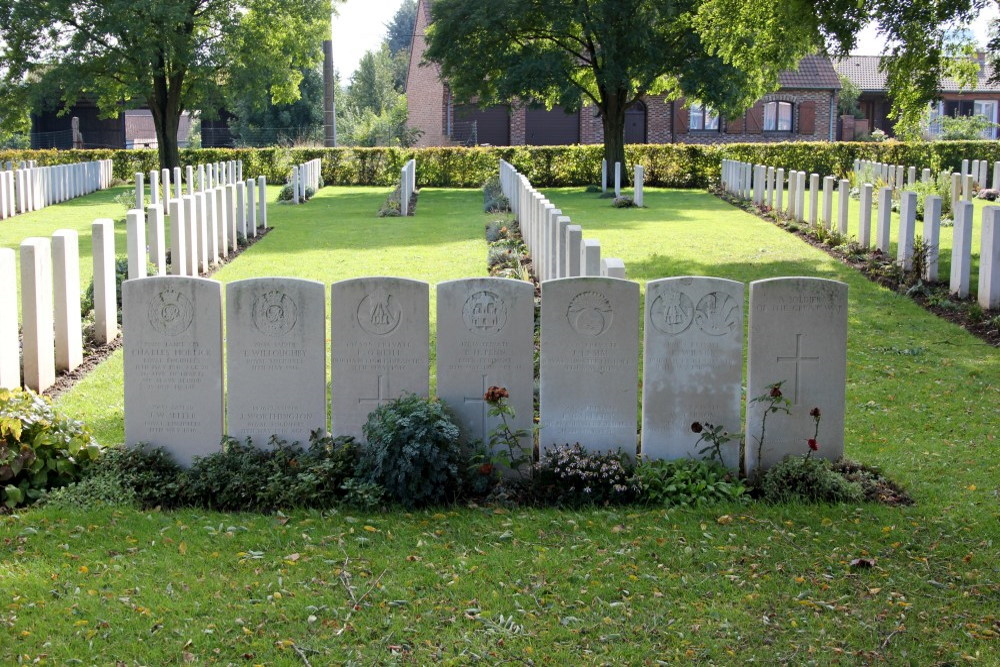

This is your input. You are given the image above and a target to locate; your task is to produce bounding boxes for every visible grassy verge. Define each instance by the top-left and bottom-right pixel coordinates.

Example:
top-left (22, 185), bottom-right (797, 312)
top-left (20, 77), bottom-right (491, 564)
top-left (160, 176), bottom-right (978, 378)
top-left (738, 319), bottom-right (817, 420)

top-left (2, 185), bottom-right (997, 663)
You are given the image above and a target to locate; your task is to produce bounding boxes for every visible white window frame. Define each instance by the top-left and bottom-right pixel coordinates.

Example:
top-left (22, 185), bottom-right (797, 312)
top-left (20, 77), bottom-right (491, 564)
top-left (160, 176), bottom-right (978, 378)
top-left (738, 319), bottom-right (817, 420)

top-left (764, 101), bottom-right (793, 132)
top-left (688, 103), bottom-right (719, 131)
top-left (974, 99), bottom-right (997, 139)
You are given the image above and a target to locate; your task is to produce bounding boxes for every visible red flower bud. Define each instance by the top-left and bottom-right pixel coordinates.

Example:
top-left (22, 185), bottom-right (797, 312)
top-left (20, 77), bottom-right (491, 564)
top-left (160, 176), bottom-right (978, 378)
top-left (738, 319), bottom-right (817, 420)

top-left (691, 422), bottom-right (704, 434)
top-left (479, 463), bottom-right (494, 476)
top-left (484, 386), bottom-right (509, 403)
top-left (808, 438), bottom-right (819, 451)
top-left (770, 386), bottom-right (783, 399)
top-left (809, 407), bottom-right (821, 419)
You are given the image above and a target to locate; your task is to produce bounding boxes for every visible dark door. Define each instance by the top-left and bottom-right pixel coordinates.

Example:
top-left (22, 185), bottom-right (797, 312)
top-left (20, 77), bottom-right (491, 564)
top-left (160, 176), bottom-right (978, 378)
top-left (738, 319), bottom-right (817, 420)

top-left (454, 104), bottom-right (510, 146)
top-left (625, 102), bottom-right (647, 143)
top-left (525, 106), bottom-right (580, 145)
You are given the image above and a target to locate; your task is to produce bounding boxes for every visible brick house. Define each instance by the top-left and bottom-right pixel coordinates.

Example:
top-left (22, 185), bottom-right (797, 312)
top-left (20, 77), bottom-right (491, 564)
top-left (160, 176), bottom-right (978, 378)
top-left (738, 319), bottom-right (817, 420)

top-left (835, 54), bottom-right (1000, 139)
top-left (406, 0), bottom-right (840, 147)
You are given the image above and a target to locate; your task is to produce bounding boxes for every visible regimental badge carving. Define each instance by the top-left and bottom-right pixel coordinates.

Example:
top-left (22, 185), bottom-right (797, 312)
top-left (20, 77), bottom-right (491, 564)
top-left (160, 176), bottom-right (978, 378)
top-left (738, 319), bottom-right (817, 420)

top-left (148, 288), bottom-right (194, 336)
top-left (694, 291), bottom-right (740, 336)
top-left (463, 291), bottom-right (507, 335)
top-left (567, 291), bottom-right (613, 336)
top-left (252, 290), bottom-right (297, 336)
top-left (357, 287), bottom-right (401, 335)
top-left (649, 288), bottom-right (694, 335)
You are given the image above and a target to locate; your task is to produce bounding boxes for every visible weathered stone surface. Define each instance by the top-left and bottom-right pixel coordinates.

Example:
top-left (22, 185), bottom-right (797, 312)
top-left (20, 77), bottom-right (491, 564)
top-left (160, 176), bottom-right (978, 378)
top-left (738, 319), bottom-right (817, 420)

top-left (436, 278), bottom-right (534, 451)
top-left (330, 278), bottom-right (429, 441)
top-left (51, 231), bottom-right (83, 373)
top-left (226, 278), bottom-right (327, 445)
top-left (641, 277), bottom-right (743, 468)
top-left (540, 277), bottom-right (639, 455)
top-left (20, 239), bottom-right (55, 392)
top-left (123, 276), bottom-right (224, 467)
top-left (0, 249), bottom-right (19, 389)
top-left (745, 278), bottom-right (848, 473)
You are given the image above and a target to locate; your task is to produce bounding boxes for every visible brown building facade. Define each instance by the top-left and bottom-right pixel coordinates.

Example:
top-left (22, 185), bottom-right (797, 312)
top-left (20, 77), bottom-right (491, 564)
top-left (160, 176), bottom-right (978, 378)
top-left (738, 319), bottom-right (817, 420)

top-left (406, 0), bottom-right (840, 147)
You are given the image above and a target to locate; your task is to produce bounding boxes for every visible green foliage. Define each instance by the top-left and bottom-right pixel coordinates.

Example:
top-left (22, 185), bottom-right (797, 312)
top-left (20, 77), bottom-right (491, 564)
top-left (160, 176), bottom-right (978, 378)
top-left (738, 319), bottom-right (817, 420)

top-left (758, 456), bottom-right (863, 504)
top-left (633, 458), bottom-right (746, 507)
top-left (483, 175), bottom-right (510, 213)
top-left (184, 434), bottom-right (359, 512)
top-left (357, 394), bottom-right (464, 508)
top-left (837, 75), bottom-right (864, 119)
top-left (937, 113), bottom-right (997, 141)
top-left (0, 388), bottom-right (102, 508)
top-left (612, 195), bottom-right (635, 208)
top-left (0, 0), bottom-right (333, 168)
top-left (7, 140), bottom-right (1000, 190)
top-left (531, 444), bottom-right (637, 508)
top-left (277, 183), bottom-right (315, 202)
top-left (229, 67), bottom-right (325, 147)
top-left (385, 0), bottom-right (417, 56)
top-left (830, 459), bottom-right (913, 505)
top-left (902, 170), bottom-right (953, 218)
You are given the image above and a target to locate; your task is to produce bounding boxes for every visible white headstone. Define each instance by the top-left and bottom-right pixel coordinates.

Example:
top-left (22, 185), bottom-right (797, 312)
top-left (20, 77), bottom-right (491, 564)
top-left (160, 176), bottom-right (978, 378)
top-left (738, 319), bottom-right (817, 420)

top-left (822, 176), bottom-right (834, 228)
top-left (330, 278), bottom-right (430, 442)
top-left (135, 172), bottom-right (144, 210)
top-left (147, 204), bottom-right (166, 275)
top-left (169, 198), bottom-right (187, 276)
top-left (745, 277), bottom-right (848, 473)
top-left (51, 230), bottom-right (83, 373)
top-left (215, 188), bottom-right (229, 259)
top-left (581, 239), bottom-right (601, 276)
top-left (633, 164), bottom-right (644, 207)
top-left (20, 238), bottom-right (56, 392)
top-left (808, 173), bottom-right (819, 225)
top-left (226, 278), bottom-right (327, 445)
top-left (565, 225), bottom-right (582, 277)
top-left (837, 179), bottom-right (850, 234)
top-left (127, 209), bottom-right (147, 279)
top-left (0, 249), bottom-right (19, 389)
top-left (195, 192), bottom-right (209, 274)
top-left (436, 278), bottom-right (534, 450)
top-left (978, 206), bottom-right (1000, 309)
top-left (897, 190), bottom-right (917, 270)
top-left (951, 201), bottom-right (973, 298)
top-left (614, 161), bottom-right (621, 198)
top-left (123, 276), bottom-right (223, 467)
top-left (641, 277), bottom-right (743, 468)
top-left (150, 170), bottom-right (160, 206)
top-left (539, 277), bottom-right (639, 455)
top-left (859, 183), bottom-right (873, 247)
top-left (246, 179), bottom-right (257, 236)
top-left (601, 159), bottom-right (607, 193)
top-left (875, 187), bottom-right (892, 252)
top-left (92, 219), bottom-right (118, 344)
top-left (258, 176), bottom-right (267, 228)
top-left (923, 195), bottom-right (941, 282)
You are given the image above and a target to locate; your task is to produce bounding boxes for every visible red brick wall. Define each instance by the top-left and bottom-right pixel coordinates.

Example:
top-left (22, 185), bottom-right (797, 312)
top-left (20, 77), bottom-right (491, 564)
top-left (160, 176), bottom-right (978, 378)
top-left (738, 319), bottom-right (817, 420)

top-left (406, 0), bottom-right (451, 148)
top-left (672, 90), bottom-right (838, 144)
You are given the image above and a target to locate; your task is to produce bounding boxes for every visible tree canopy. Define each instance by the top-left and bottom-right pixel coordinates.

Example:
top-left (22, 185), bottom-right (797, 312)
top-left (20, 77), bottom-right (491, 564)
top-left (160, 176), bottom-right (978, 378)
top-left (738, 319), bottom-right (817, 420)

top-left (0, 0), bottom-right (333, 167)
top-left (424, 0), bottom-right (991, 172)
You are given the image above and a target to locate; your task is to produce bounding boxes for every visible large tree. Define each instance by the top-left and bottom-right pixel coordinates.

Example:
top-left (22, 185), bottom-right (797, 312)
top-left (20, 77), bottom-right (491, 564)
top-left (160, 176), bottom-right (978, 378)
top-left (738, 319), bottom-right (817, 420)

top-left (0, 0), bottom-right (333, 168)
top-left (424, 0), bottom-right (988, 175)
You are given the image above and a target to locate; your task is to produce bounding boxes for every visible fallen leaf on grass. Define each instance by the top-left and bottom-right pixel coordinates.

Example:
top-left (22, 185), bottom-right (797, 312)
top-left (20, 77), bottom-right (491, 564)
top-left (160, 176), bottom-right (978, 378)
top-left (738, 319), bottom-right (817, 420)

top-left (850, 558), bottom-right (876, 569)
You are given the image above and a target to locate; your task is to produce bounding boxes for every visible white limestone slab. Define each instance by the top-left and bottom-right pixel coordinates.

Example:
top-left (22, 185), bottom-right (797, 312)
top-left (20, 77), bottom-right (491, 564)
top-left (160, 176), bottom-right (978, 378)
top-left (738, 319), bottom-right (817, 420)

top-left (123, 276), bottom-right (223, 466)
top-left (876, 187), bottom-right (892, 252)
top-left (539, 277), bottom-right (639, 455)
top-left (127, 209), bottom-right (147, 279)
top-left (924, 195), bottom-right (942, 282)
top-left (0, 249), bottom-right (19, 389)
top-left (745, 278), bottom-right (848, 473)
top-left (898, 190), bottom-right (916, 270)
top-left (92, 219), bottom-right (118, 344)
top-left (436, 278), bottom-right (534, 450)
top-left (859, 183), bottom-right (873, 247)
top-left (641, 277), bottom-right (743, 468)
top-left (226, 278), bottom-right (327, 445)
top-left (979, 206), bottom-right (1000, 309)
top-left (330, 278), bottom-right (429, 441)
top-left (147, 204), bottom-right (166, 275)
top-left (20, 238), bottom-right (55, 392)
top-left (951, 201), bottom-right (973, 298)
top-left (51, 230), bottom-right (83, 373)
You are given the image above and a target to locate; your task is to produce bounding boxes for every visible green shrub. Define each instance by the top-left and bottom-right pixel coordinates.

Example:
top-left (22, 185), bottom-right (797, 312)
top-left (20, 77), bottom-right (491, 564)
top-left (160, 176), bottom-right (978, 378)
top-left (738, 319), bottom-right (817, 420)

top-left (633, 458), bottom-right (746, 507)
top-left (357, 394), bottom-right (463, 508)
top-left (0, 388), bottom-right (103, 508)
top-left (531, 444), bottom-right (637, 507)
top-left (758, 456), bottom-right (863, 504)
top-left (277, 183), bottom-right (315, 202)
top-left (183, 433), bottom-right (358, 512)
top-left (483, 174), bottom-right (510, 212)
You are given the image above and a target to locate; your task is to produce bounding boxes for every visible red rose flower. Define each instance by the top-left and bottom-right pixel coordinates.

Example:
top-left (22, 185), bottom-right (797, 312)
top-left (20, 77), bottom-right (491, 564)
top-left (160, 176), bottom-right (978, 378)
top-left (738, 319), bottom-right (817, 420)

top-left (691, 422), bottom-right (704, 434)
top-left (770, 386), bottom-right (783, 399)
top-left (479, 463), bottom-right (494, 476)
top-left (484, 386), bottom-right (509, 403)
top-left (809, 407), bottom-right (821, 419)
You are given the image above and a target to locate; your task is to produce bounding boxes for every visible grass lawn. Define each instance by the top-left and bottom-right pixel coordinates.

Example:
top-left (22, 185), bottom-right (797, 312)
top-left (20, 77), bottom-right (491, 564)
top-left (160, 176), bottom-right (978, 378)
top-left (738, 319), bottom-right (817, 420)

top-left (2, 185), bottom-right (998, 663)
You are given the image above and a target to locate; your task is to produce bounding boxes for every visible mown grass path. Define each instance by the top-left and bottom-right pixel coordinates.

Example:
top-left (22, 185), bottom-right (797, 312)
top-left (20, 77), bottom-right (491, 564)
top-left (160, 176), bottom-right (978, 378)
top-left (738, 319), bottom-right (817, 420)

top-left (2, 185), bottom-right (997, 664)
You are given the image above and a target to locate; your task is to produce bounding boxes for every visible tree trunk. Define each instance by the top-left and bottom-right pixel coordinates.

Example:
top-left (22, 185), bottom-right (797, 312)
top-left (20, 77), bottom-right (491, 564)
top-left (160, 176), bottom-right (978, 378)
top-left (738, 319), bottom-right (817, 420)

top-left (600, 94), bottom-right (627, 188)
top-left (149, 63), bottom-right (183, 170)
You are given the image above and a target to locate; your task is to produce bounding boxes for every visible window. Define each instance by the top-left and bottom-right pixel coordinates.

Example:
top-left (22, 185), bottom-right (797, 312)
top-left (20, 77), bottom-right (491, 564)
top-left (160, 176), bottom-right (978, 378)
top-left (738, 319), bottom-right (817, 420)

top-left (974, 100), bottom-right (997, 139)
top-left (688, 103), bottom-right (719, 131)
top-left (764, 101), bottom-right (793, 131)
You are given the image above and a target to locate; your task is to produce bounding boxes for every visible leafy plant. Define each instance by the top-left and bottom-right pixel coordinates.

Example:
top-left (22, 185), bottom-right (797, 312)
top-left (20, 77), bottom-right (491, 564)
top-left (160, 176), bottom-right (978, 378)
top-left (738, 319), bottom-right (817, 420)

top-left (690, 421), bottom-right (740, 466)
top-left (759, 456), bottom-right (863, 503)
top-left (483, 174), bottom-right (510, 212)
top-left (612, 195), bottom-right (635, 208)
top-left (482, 386), bottom-right (532, 476)
top-left (633, 457), bottom-right (746, 507)
top-left (357, 394), bottom-right (463, 508)
top-left (531, 444), bottom-right (637, 507)
top-left (749, 382), bottom-right (791, 479)
top-left (0, 388), bottom-right (103, 508)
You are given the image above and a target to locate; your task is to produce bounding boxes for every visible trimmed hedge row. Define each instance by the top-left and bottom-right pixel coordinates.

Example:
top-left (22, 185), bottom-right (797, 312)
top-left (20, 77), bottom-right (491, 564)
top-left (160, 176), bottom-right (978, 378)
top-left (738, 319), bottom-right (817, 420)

top-left (2, 141), bottom-right (999, 189)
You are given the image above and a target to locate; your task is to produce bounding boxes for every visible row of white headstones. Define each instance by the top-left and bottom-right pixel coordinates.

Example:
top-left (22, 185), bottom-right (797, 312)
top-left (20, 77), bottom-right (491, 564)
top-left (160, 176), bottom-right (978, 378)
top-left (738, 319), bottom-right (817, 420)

top-left (0, 161), bottom-right (269, 394)
top-left (600, 158), bottom-right (644, 206)
top-left (400, 159), bottom-right (416, 215)
top-left (722, 159), bottom-right (1000, 309)
top-left (119, 271), bottom-right (847, 474)
top-left (134, 160), bottom-right (244, 211)
top-left (1, 159), bottom-right (113, 220)
top-left (499, 159), bottom-right (626, 279)
top-left (289, 158), bottom-right (322, 204)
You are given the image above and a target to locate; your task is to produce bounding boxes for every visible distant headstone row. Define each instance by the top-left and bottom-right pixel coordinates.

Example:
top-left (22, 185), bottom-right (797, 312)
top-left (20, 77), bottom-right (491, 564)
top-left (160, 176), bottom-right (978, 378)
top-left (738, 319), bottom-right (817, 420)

top-left (289, 158), bottom-right (322, 204)
top-left (722, 159), bottom-right (1000, 309)
top-left (400, 159), bottom-right (416, 215)
top-left (143, 160), bottom-right (245, 211)
top-left (499, 160), bottom-right (625, 280)
top-left (128, 174), bottom-right (268, 280)
top-left (1, 159), bottom-right (113, 220)
top-left (599, 158), bottom-right (643, 204)
top-left (121, 274), bottom-right (848, 473)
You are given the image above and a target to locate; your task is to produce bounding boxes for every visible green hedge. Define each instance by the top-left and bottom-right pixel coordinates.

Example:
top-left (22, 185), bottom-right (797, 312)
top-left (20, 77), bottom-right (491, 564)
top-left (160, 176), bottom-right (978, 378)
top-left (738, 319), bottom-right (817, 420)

top-left (3, 141), bottom-right (998, 189)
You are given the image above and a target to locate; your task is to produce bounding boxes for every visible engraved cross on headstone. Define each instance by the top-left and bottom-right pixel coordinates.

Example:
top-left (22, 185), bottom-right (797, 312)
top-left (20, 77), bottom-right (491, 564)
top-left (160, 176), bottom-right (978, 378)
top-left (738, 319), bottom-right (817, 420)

top-left (464, 374), bottom-right (490, 439)
top-left (358, 374), bottom-right (391, 407)
top-left (776, 333), bottom-right (819, 404)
